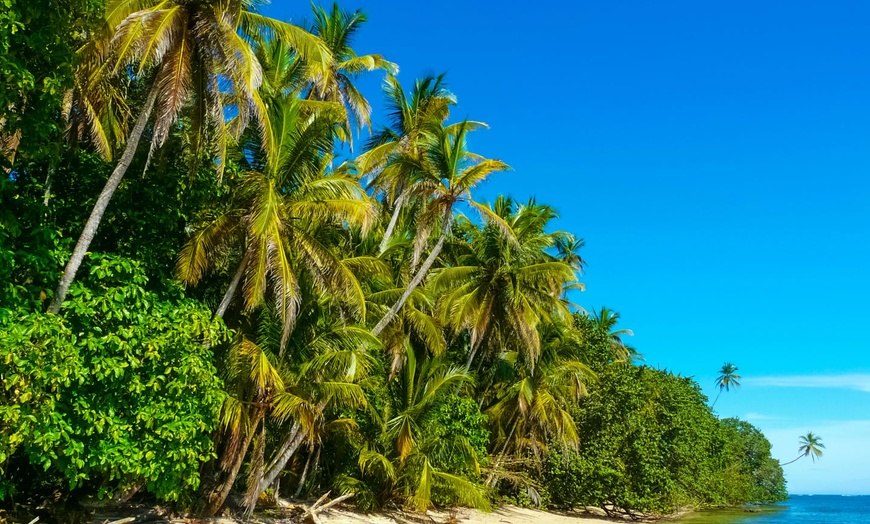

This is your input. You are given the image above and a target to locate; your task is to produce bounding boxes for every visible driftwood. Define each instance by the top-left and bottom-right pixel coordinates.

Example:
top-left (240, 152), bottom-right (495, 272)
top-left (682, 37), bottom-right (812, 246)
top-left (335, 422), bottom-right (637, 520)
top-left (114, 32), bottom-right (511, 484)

top-left (302, 492), bottom-right (353, 524)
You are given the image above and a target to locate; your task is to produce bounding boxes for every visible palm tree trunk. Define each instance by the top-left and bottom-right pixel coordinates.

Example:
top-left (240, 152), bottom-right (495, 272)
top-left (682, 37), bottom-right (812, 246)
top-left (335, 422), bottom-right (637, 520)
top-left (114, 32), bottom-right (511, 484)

top-left (43, 158), bottom-right (57, 207)
top-left (372, 210), bottom-right (453, 336)
top-left (293, 446), bottom-right (315, 498)
top-left (47, 84), bottom-right (159, 314)
top-left (781, 455), bottom-right (803, 466)
top-left (711, 388), bottom-right (723, 408)
top-left (215, 250), bottom-right (251, 319)
top-left (256, 423), bottom-right (309, 496)
top-left (243, 420), bottom-right (268, 517)
top-left (485, 413), bottom-right (520, 487)
top-left (204, 409), bottom-right (265, 516)
top-left (465, 341), bottom-right (481, 370)
top-left (379, 192), bottom-right (405, 253)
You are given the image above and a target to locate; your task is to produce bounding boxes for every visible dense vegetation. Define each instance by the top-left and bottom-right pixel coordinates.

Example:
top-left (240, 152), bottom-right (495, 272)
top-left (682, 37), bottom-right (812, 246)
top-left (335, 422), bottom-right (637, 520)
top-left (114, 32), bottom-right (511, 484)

top-left (1, 0), bottom-right (786, 517)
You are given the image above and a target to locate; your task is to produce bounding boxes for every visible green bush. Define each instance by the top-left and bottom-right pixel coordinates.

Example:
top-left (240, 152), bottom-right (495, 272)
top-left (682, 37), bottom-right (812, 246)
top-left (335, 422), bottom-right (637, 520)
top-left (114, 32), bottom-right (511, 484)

top-left (545, 366), bottom-right (786, 513)
top-left (0, 254), bottom-right (226, 502)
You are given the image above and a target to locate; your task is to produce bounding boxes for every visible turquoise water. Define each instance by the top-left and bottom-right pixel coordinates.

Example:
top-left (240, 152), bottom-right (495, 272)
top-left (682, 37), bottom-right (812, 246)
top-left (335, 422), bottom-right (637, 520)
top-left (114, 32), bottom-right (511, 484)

top-left (680, 496), bottom-right (870, 524)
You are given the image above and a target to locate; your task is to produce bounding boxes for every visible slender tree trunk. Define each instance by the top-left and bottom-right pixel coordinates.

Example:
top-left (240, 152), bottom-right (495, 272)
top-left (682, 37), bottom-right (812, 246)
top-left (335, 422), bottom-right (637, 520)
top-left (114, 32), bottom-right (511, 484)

top-left (379, 192), bottom-right (406, 253)
top-left (308, 444), bottom-right (322, 493)
top-left (43, 159), bottom-right (57, 207)
top-left (256, 423), bottom-right (309, 496)
top-left (372, 211), bottom-right (453, 336)
top-left (215, 251), bottom-right (251, 319)
top-left (293, 446), bottom-right (315, 498)
top-left (465, 342), bottom-right (481, 370)
top-left (243, 420), bottom-right (268, 517)
top-left (203, 409), bottom-right (265, 516)
top-left (485, 410), bottom-right (520, 487)
top-left (711, 388), bottom-right (723, 408)
top-left (47, 84), bottom-right (159, 314)
top-left (781, 455), bottom-right (804, 466)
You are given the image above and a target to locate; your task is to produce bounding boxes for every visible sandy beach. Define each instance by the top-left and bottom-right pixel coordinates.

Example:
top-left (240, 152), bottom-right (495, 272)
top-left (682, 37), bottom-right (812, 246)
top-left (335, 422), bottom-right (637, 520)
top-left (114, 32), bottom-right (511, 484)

top-left (319, 505), bottom-right (612, 524)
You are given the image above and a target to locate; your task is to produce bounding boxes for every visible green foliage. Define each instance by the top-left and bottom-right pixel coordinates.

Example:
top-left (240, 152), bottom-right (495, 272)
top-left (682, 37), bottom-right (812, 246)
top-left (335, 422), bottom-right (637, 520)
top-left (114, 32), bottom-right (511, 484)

top-left (0, 1), bottom-right (789, 515)
top-left (424, 395), bottom-right (489, 475)
top-left (544, 366), bottom-right (786, 513)
top-left (0, 254), bottom-right (226, 502)
top-left (0, 0), bottom-right (104, 163)
top-left (717, 418), bottom-right (787, 504)
top-left (0, 177), bottom-right (69, 312)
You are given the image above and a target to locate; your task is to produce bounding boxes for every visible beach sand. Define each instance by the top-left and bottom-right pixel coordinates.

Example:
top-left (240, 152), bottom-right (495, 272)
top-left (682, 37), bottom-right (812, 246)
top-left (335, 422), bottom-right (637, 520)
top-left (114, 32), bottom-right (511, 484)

top-left (321, 505), bottom-right (612, 524)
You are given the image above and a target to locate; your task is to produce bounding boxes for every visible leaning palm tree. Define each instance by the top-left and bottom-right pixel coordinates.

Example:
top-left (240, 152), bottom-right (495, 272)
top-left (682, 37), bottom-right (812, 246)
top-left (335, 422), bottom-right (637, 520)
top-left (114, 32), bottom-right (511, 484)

top-left (370, 120), bottom-right (510, 336)
top-left (712, 362), bottom-right (741, 408)
top-left (357, 74), bottom-right (457, 252)
top-left (47, 0), bottom-right (330, 314)
top-left (782, 432), bottom-right (825, 465)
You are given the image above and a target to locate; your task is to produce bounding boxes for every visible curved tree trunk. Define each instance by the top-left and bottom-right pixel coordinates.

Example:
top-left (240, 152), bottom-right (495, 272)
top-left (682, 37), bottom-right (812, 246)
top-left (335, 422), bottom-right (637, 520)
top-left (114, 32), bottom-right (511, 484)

top-left (215, 251), bottom-right (251, 319)
top-left (711, 389), bottom-right (723, 408)
top-left (781, 455), bottom-right (803, 466)
top-left (379, 192), bottom-right (406, 253)
top-left (241, 421), bottom-right (309, 515)
top-left (372, 211), bottom-right (453, 336)
top-left (47, 84), bottom-right (159, 314)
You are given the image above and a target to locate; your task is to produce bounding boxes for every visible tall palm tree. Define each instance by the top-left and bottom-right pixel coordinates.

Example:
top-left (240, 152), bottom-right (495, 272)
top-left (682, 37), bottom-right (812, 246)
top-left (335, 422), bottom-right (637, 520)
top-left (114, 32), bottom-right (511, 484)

top-left (176, 98), bottom-right (374, 345)
top-left (47, 0), bottom-right (330, 314)
top-left (308, 2), bottom-right (397, 141)
top-left (432, 198), bottom-right (579, 369)
top-left (712, 362), bottom-right (741, 408)
top-left (370, 121), bottom-right (510, 336)
top-left (782, 432), bottom-right (825, 465)
top-left (357, 74), bottom-right (457, 252)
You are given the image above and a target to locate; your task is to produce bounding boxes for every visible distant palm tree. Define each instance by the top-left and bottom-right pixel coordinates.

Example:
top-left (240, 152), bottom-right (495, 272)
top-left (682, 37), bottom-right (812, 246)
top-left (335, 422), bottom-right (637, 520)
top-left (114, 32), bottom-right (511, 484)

top-left (591, 307), bottom-right (638, 363)
top-left (712, 362), bottom-right (741, 408)
top-left (782, 432), bottom-right (825, 465)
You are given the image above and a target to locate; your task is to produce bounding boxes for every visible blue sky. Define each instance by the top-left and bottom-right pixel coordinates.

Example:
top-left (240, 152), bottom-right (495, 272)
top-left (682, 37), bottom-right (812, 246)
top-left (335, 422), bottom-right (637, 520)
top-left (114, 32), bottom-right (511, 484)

top-left (265, 0), bottom-right (870, 494)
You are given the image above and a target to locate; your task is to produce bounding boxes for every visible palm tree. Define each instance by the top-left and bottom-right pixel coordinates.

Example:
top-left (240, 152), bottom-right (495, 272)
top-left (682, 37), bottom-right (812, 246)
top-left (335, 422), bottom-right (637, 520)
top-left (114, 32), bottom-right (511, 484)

top-left (357, 74), bottom-right (457, 252)
top-left (432, 198), bottom-right (579, 369)
top-left (308, 2), bottom-right (397, 141)
top-left (47, 0), bottom-right (330, 314)
top-left (335, 343), bottom-right (489, 511)
top-left (483, 337), bottom-right (596, 487)
top-left (176, 98), bottom-right (374, 345)
top-left (591, 307), bottom-right (638, 363)
top-left (712, 362), bottom-right (741, 408)
top-left (782, 432), bottom-right (825, 465)
top-left (370, 121), bottom-right (510, 336)
top-left (204, 303), bottom-right (377, 515)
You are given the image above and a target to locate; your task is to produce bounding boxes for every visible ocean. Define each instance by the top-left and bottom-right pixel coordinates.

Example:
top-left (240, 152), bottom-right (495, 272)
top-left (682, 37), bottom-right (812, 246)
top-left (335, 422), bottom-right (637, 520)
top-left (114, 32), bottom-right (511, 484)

top-left (680, 496), bottom-right (870, 524)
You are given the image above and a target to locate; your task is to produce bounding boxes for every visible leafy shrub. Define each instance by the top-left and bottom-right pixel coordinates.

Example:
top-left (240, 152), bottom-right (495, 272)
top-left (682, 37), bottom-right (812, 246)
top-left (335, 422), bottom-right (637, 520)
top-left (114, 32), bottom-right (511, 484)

top-left (0, 254), bottom-right (226, 502)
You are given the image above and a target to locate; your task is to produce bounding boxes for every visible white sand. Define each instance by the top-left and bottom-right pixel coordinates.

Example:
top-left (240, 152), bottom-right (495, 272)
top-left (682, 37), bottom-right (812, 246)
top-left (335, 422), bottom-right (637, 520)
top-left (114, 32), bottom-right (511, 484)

top-left (321, 505), bottom-right (610, 524)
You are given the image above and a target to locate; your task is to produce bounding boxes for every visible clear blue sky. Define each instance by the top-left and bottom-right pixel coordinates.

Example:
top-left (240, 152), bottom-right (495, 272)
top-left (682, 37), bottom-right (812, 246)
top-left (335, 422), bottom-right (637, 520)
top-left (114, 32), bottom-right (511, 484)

top-left (265, 0), bottom-right (870, 494)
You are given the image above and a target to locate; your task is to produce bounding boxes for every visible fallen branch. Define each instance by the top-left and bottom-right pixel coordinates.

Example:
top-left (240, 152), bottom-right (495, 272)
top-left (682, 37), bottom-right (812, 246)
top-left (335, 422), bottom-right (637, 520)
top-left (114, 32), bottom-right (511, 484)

top-left (303, 492), bottom-right (353, 524)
